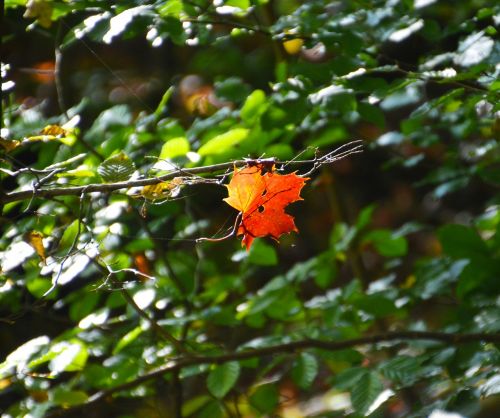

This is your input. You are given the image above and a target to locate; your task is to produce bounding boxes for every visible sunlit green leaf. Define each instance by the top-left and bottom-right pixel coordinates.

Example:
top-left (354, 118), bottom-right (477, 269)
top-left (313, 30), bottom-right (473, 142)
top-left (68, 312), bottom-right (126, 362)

top-left (159, 136), bottom-right (190, 160)
top-left (364, 229), bottom-right (408, 257)
top-left (198, 128), bottom-right (249, 156)
top-left (247, 239), bottom-right (278, 266)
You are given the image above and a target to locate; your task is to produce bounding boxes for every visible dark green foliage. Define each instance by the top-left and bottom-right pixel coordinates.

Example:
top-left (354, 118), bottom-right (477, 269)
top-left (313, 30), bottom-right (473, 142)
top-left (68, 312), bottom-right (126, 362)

top-left (1, 0), bottom-right (499, 417)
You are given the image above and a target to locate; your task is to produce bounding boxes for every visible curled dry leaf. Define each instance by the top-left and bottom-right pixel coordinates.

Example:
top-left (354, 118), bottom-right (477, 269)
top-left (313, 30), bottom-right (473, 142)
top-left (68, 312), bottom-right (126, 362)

top-left (224, 164), bottom-right (309, 250)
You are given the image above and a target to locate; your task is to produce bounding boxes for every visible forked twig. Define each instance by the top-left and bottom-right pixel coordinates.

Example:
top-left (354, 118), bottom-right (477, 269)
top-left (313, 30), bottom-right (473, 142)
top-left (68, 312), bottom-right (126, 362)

top-left (298, 140), bottom-right (364, 177)
top-left (1, 141), bottom-right (363, 205)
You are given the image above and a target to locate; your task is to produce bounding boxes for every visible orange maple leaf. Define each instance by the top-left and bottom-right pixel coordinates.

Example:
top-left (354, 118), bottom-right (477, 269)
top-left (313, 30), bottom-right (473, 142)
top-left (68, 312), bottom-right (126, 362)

top-left (224, 164), bottom-right (309, 250)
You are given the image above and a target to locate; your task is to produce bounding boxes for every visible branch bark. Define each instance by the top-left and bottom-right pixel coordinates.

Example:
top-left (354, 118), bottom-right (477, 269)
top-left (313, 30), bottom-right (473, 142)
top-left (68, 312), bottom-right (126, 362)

top-left (1, 141), bottom-right (363, 205)
top-left (46, 330), bottom-right (500, 417)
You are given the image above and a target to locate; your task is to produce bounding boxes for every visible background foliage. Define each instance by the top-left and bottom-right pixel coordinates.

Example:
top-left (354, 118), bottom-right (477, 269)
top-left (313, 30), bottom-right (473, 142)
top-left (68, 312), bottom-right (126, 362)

top-left (1, 0), bottom-right (499, 417)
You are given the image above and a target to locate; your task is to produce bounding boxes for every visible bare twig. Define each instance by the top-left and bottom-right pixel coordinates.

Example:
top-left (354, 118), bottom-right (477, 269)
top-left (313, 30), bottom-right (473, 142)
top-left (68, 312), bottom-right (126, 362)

top-left (96, 261), bottom-right (191, 355)
top-left (299, 140), bottom-right (364, 177)
top-left (1, 141), bottom-right (363, 205)
top-left (42, 190), bottom-right (87, 297)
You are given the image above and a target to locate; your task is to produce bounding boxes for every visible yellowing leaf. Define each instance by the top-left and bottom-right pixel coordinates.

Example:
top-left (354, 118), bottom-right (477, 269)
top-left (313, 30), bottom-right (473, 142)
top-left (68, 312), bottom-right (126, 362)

top-left (24, 124), bottom-right (77, 146)
top-left (0, 137), bottom-right (21, 152)
top-left (25, 231), bottom-right (46, 265)
top-left (39, 125), bottom-right (69, 136)
top-left (24, 0), bottom-right (53, 28)
top-left (283, 38), bottom-right (304, 55)
top-left (140, 182), bottom-right (173, 200)
top-left (137, 178), bottom-right (185, 201)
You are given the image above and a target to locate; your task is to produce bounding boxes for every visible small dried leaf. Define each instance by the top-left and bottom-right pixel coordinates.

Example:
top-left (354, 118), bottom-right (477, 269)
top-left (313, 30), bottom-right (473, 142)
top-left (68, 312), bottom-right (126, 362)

top-left (0, 137), bottom-right (21, 152)
top-left (39, 125), bottom-right (70, 137)
top-left (25, 231), bottom-right (46, 265)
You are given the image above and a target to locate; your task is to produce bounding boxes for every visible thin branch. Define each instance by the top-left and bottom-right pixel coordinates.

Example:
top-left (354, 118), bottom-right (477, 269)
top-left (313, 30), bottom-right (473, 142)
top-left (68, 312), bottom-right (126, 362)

top-left (1, 141), bottom-right (363, 205)
top-left (172, 370), bottom-right (183, 418)
top-left (118, 283), bottom-right (190, 355)
top-left (42, 190), bottom-right (87, 297)
top-left (94, 257), bottom-right (190, 354)
top-left (300, 140), bottom-right (364, 177)
top-left (46, 330), bottom-right (500, 417)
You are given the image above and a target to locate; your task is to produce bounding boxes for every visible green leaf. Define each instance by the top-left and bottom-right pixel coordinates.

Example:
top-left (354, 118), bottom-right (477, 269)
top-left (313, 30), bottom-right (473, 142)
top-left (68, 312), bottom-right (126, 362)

top-left (207, 361), bottom-right (240, 398)
top-left (113, 326), bottom-right (144, 354)
top-left (198, 400), bottom-right (224, 418)
top-left (240, 90), bottom-right (267, 124)
top-left (438, 224), bottom-right (489, 260)
top-left (52, 388), bottom-right (88, 406)
top-left (291, 352), bottom-right (318, 389)
top-left (356, 205), bottom-right (376, 230)
top-left (379, 355), bottom-right (421, 385)
top-left (247, 239), bottom-right (278, 266)
top-left (182, 395), bottom-right (211, 416)
top-left (58, 220), bottom-right (81, 253)
top-left (334, 367), bottom-right (366, 390)
top-left (49, 341), bottom-right (88, 373)
top-left (29, 340), bottom-right (88, 374)
top-left (198, 128), bottom-right (249, 156)
top-left (350, 371), bottom-right (384, 415)
top-left (352, 293), bottom-right (398, 317)
top-left (227, 0), bottom-right (251, 10)
top-left (26, 276), bottom-right (52, 298)
top-left (249, 383), bottom-right (279, 414)
top-left (0, 336), bottom-right (49, 378)
top-left (364, 229), bottom-right (408, 257)
top-left (159, 137), bottom-right (190, 160)
top-left (215, 77), bottom-right (251, 103)
top-left (102, 5), bottom-right (154, 44)
top-left (358, 102), bottom-right (385, 128)
top-left (154, 86), bottom-right (174, 117)
top-left (481, 375), bottom-right (500, 397)
top-left (265, 143), bottom-right (294, 160)
top-left (5, 0), bottom-right (26, 8)
top-left (157, 0), bottom-right (183, 17)
top-left (62, 12), bottom-right (112, 49)
top-left (97, 152), bottom-right (136, 182)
